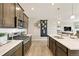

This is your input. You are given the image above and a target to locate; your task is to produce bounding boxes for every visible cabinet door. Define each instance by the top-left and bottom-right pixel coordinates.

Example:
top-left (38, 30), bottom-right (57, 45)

top-left (24, 39), bottom-right (31, 55)
top-left (24, 13), bottom-right (28, 29)
top-left (3, 3), bottom-right (15, 27)
top-left (16, 4), bottom-right (24, 20)
top-left (49, 37), bottom-right (52, 50)
top-left (12, 46), bottom-right (22, 56)
top-left (49, 37), bottom-right (55, 55)
top-left (56, 45), bottom-right (67, 56)
top-left (23, 13), bottom-right (29, 33)
top-left (56, 42), bottom-right (68, 56)
top-left (24, 41), bottom-right (29, 55)
top-left (52, 38), bottom-right (56, 56)
top-left (0, 4), bottom-right (3, 27)
top-left (16, 4), bottom-right (24, 27)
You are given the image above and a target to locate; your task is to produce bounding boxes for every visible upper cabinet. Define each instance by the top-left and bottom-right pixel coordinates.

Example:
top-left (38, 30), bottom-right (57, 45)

top-left (0, 3), bottom-right (29, 28)
top-left (23, 13), bottom-right (29, 29)
top-left (16, 4), bottom-right (24, 21)
top-left (3, 3), bottom-right (16, 28)
top-left (0, 4), bottom-right (3, 27)
top-left (15, 4), bottom-right (24, 27)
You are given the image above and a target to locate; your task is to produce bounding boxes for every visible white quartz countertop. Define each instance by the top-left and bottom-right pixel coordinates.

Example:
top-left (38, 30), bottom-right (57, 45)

top-left (0, 40), bottom-right (23, 56)
top-left (48, 34), bottom-right (79, 50)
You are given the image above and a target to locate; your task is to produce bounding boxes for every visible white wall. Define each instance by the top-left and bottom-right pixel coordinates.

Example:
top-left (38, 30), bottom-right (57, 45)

top-left (61, 20), bottom-right (74, 31)
top-left (48, 18), bottom-right (57, 35)
top-left (28, 18), bottom-right (40, 40)
top-left (28, 17), bottom-right (57, 40)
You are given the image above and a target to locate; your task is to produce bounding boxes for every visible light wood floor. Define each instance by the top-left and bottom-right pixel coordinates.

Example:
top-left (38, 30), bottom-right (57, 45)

top-left (26, 40), bottom-right (53, 56)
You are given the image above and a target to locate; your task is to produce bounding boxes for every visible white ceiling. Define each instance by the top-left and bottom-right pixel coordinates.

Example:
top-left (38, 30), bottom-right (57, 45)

top-left (20, 3), bottom-right (79, 20)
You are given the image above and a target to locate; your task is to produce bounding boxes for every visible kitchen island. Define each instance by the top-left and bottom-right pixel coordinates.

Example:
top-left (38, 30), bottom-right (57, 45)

top-left (48, 34), bottom-right (79, 56)
top-left (0, 40), bottom-right (23, 56)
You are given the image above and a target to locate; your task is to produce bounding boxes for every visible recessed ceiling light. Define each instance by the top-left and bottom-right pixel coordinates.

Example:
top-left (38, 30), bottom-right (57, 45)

top-left (16, 7), bottom-right (20, 10)
top-left (31, 8), bottom-right (34, 10)
top-left (51, 3), bottom-right (54, 6)
top-left (70, 15), bottom-right (75, 19)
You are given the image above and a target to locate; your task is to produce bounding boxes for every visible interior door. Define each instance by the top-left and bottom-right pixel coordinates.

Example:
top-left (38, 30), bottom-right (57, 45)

top-left (40, 20), bottom-right (47, 37)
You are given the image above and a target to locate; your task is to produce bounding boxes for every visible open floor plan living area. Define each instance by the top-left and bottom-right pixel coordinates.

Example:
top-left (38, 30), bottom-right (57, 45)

top-left (1, 3), bottom-right (79, 56)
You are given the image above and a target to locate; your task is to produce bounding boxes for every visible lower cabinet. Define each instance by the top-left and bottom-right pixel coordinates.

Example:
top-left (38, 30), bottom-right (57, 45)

top-left (3, 42), bottom-right (22, 56)
top-left (55, 42), bottom-right (68, 56)
top-left (48, 36), bottom-right (68, 56)
top-left (55, 46), bottom-right (67, 56)
top-left (12, 45), bottom-right (22, 56)
top-left (23, 40), bottom-right (31, 55)
top-left (49, 36), bottom-right (55, 55)
top-left (10, 35), bottom-right (32, 56)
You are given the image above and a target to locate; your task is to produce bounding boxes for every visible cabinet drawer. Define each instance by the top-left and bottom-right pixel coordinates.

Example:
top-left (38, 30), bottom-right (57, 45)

top-left (56, 41), bottom-right (67, 52)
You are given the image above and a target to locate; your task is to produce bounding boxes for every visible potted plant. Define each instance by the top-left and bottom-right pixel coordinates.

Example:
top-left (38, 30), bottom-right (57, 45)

top-left (0, 33), bottom-right (8, 45)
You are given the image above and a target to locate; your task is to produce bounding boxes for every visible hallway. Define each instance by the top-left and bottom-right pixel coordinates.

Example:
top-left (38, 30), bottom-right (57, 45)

top-left (26, 40), bottom-right (53, 56)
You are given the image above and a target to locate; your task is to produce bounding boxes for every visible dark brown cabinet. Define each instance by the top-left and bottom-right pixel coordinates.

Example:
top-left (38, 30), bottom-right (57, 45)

top-left (49, 36), bottom-right (55, 55)
top-left (55, 42), bottom-right (68, 56)
top-left (12, 45), bottom-right (22, 56)
top-left (23, 36), bottom-right (31, 55)
top-left (0, 3), bottom-right (29, 28)
top-left (16, 4), bottom-right (24, 27)
top-left (23, 39), bottom-right (31, 55)
top-left (3, 3), bottom-right (15, 27)
top-left (16, 4), bottom-right (24, 20)
top-left (48, 36), bottom-right (68, 56)
top-left (0, 3), bottom-right (26, 28)
top-left (0, 4), bottom-right (3, 27)
top-left (55, 45), bottom-right (67, 56)
top-left (49, 37), bottom-right (53, 51)
top-left (23, 13), bottom-right (29, 33)
top-left (23, 13), bottom-right (29, 29)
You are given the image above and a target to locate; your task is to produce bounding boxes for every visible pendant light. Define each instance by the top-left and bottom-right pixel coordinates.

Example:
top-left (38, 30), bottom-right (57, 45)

top-left (57, 8), bottom-right (61, 24)
top-left (57, 8), bottom-right (62, 34)
top-left (70, 3), bottom-right (75, 19)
